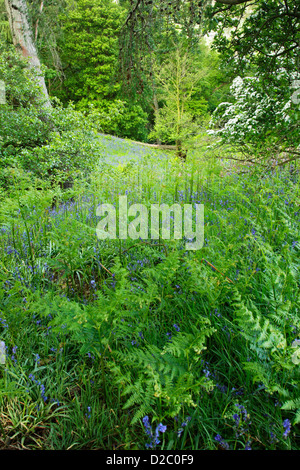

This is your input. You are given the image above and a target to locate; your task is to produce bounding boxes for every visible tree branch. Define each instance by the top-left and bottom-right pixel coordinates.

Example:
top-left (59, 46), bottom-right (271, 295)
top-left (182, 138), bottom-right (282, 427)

top-left (124, 0), bottom-right (143, 26)
top-left (215, 0), bottom-right (254, 5)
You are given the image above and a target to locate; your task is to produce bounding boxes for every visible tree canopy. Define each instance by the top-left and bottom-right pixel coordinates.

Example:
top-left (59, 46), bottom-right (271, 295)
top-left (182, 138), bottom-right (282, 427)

top-left (1, 0), bottom-right (299, 154)
top-left (120, 0), bottom-right (299, 78)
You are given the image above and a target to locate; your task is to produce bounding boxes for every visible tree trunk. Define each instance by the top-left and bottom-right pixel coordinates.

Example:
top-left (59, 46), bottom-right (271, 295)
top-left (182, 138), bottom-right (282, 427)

top-left (4, 0), bottom-right (51, 109)
top-left (176, 140), bottom-right (186, 161)
top-left (150, 58), bottom-right (161, 146)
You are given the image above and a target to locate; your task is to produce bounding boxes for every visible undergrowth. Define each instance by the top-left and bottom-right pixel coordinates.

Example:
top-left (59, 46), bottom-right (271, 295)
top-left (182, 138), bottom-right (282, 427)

top-left (0, 145), bottom-right (299, 450)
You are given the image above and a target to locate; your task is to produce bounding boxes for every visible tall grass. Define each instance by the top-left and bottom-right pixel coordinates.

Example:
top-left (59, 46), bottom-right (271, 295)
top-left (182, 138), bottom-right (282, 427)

top-left (0, 140), bottom-right (299, 449)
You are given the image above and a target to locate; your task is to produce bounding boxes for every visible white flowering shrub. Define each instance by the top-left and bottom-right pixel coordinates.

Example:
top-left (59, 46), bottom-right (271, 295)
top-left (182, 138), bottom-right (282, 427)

top-left (208, 71), bottom-right (300, 159)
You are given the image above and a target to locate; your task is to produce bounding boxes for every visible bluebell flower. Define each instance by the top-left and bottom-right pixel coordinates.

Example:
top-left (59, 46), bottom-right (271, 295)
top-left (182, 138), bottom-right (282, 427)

top-left (40, 384), bottom-right (47, 402)
top-left (11, 346), bottom-right (17, 363)
top-left (153, 423), bottom-right (167, 445)
top-left (173, 324), bottom-right (180, 332)
top-left (270, 431), bottom-right (278, 444)
top-left (51, 398), bottom-right (60, 406)
top-left (143, 416), bottom-right (167, 448)
top-left (0, 318), bottom-right (8, 328)
top-left (214, 434), bottom-right (229, 450)
top-left (282, 419), bottom-right (291, 438)
top-left (234, 403), bottom-right (248, 422)
top-left (28, 373), bottom-right (47, 402)
top-left (142, 416), bottom-right (152, 438)
top-left (177, 417), bottom-right (191, 437)
top-left (233, 413), bottom-right (240, 427)
top-left (214, 308), bottom-right (221, 317)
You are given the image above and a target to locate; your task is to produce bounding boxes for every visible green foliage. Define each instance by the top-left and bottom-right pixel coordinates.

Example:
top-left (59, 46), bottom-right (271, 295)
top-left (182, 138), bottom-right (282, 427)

top-left (86, 99), bottom-right (150, 142)
top-left (56, 0), bottom-right (124, 105)
top-left (1, 0), bottom-right (300, 451)
top-left (0, 43), bottom-right (50, 189)
top-left (19, 101), bottom-right (101, 182)
top-left (1, 141), bottom-right (299, 449)
top-left (187, 42), bottom-right (232, 116)
top-left (113, 102), bottom-right (149, 142)
top-left (206, 0), bottom-right (299, 82)
top-left (0, 0), bottom-right (10, 42)
top-left (149, 44), bottom-right (205, 153)
top-left (0, 43), bottom-right (43, 106)
top-left (0, 43), bottom-right (101, 190)
top-left (49, 0), bottom-right (151, 142)
top-left (149, 41), bottom-right (231, 152)
top-left (205, 0), bottom-right (300, 161)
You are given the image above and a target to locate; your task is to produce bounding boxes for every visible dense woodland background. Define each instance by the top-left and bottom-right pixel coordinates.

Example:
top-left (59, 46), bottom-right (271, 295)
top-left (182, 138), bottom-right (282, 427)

top-left (1, 0), bottom-right (299, 167)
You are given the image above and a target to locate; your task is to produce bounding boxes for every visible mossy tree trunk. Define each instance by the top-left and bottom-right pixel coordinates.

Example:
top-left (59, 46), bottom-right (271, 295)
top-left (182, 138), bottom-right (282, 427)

top-left (4, 0), bottom-right (51, 109)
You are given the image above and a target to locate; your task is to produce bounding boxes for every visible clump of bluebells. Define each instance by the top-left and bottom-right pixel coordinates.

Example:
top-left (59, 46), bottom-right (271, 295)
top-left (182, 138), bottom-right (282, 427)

top-left (214, 434), bottom-right (229, 450)
top-left (282, 419), bottom-right (291, 439)
top-left (232, 403), bottom-right (251, 438)
top-left (0, 317), bottom-right (9, 329)
top-left (0, 134), bottom-right (299, 451)
top-left (11, 345), bottom-right (17, 363)
top-left (28, 373), bottom-right (48, 403)
top-left (85, 406), bottom-right (91, 419)
top-left (142, 416), bottom-right (167, 449)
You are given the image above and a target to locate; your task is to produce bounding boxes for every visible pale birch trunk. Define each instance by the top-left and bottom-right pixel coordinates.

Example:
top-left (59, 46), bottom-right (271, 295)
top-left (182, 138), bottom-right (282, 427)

top-left (4, 0), bottom-right (51, 108)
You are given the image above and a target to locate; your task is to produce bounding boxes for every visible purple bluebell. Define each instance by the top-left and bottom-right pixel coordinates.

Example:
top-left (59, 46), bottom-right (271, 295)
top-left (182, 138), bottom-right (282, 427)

top-left (177, 417), bottom-right (191, 437)
top-left (282, 419), bottom-right (291, 438)
top-left (233, 413), bottom-right (240, 427)
top-left (143, 416), bottom-right (167, 448)
top-left (214, 434), bottom-right (229, 450)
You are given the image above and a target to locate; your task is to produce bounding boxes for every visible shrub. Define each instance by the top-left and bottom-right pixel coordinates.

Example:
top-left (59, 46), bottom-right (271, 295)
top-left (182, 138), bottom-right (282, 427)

top-left (208, 71), bottom-right (300, 162)
top-left (19, 101), bottom-right (101, 184)
top-left (0, 44), bottom-right (101, 189)
top-left (83, 99), bottom-right (150, 142)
